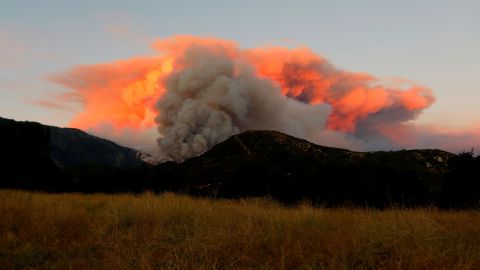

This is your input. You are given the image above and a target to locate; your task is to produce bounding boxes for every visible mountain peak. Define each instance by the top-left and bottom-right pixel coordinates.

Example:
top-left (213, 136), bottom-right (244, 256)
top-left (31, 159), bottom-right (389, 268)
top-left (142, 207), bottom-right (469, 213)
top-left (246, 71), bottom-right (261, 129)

top-left (0, 116), bottom-right (147, 170)
top-left (3, 117), bottom-right (472, 207)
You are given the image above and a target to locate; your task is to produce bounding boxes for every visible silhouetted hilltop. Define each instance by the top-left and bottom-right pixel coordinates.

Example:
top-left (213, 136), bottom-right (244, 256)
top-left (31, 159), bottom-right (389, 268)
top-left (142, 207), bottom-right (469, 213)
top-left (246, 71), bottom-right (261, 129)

top-left (48, 125), bottom-right (146, 168)
top-left (164, 130), bottom-right (455, 206)
top-left (0, 117), bottom-right (146, 168)
top-left (0, 117), bottom-right (478, 207)
top-left (0, 117), bottom-right (147, 189)
top-left (0, 117), bottom-right (63, 189)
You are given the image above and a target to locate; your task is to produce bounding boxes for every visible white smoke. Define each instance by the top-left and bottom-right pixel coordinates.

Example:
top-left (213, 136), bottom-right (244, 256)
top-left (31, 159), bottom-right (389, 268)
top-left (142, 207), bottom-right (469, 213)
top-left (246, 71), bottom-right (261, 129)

top-left (154, 47), bottom-right (359, 161)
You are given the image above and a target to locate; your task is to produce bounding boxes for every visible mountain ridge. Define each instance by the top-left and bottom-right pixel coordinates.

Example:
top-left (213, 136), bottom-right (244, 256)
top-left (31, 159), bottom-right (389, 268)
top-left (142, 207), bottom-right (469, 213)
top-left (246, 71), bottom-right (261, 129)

top-left (163, 130), bottom-right (455, 205)
top-left (0, 117), bottom-right (147, 168)
top-left (0, 117), bottom-right (477, 207)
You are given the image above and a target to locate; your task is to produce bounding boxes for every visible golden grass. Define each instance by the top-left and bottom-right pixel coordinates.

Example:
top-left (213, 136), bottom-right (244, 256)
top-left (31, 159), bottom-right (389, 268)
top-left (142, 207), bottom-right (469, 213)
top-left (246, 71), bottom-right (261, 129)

top-left (0, 190), bottom-right (479, 270)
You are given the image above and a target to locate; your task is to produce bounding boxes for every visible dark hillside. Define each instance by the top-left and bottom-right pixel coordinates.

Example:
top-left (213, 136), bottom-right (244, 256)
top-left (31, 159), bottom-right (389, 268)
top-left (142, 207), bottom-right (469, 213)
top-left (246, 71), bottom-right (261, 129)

top-left (1, 117), bottom-right (477, 208)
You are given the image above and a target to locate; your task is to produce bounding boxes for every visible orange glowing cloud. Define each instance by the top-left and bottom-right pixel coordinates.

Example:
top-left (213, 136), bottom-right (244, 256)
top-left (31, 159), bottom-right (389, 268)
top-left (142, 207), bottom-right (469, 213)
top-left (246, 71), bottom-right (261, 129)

top-left (49, 57), bottom-right (169, 131)
top-left (50, 35), bottom-right (436, 149)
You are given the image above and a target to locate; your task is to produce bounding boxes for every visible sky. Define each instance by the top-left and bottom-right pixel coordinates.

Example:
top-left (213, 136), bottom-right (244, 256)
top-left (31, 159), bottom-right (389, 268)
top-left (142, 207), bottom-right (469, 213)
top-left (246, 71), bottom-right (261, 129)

top-left (1, 0), bottom-right (479, 154)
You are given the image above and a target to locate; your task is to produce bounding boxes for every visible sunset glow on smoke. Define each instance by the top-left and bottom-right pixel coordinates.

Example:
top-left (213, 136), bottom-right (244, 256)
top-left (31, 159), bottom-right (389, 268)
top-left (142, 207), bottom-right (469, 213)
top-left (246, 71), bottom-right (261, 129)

top-left (51, 35), bottom-right (436, 160)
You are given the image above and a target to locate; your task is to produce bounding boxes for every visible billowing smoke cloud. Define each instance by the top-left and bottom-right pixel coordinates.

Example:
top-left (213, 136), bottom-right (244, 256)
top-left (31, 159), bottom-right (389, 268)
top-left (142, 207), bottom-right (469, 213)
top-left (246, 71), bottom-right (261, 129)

top-left (154, 46), bottom-right (360, 160)
top-left (243, 46), bottom-right (435, 137)
top-left (49, 35), bottom-right (464, 162)
top-left (49, 57), bottom-right (163, 131)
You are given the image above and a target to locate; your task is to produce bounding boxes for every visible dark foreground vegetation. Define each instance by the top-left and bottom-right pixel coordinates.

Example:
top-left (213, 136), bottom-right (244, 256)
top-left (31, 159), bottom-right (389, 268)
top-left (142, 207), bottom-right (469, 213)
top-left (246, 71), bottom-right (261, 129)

top-left (1, 117), bottom-right (479, 208)
top-left (1, 190), bottom-right (479, 270)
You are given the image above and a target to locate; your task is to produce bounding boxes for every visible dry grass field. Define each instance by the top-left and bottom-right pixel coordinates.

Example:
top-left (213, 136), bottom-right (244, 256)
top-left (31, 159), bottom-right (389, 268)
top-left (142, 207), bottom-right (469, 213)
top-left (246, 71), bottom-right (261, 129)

top-left (0, 189), bottom-right (479, 270)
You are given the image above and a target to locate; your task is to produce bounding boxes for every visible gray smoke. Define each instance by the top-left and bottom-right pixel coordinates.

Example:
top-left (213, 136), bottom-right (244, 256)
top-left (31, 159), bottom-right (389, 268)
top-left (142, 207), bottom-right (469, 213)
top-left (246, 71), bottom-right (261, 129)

top-left (154, 47), bottom-right (358, 161)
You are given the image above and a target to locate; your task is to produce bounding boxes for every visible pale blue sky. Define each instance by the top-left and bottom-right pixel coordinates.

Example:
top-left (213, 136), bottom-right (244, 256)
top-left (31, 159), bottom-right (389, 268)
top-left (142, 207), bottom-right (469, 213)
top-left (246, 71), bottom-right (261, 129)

top-left (1, 0), bottom-right (479, 128)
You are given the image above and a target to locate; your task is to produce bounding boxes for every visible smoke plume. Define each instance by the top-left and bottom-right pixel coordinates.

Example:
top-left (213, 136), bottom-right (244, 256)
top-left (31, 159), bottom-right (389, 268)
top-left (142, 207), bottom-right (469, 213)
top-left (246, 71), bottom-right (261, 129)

top-left (154, 46), bottom-right (352, 160)
top-left (50, 35), bottom-right (444, 161)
